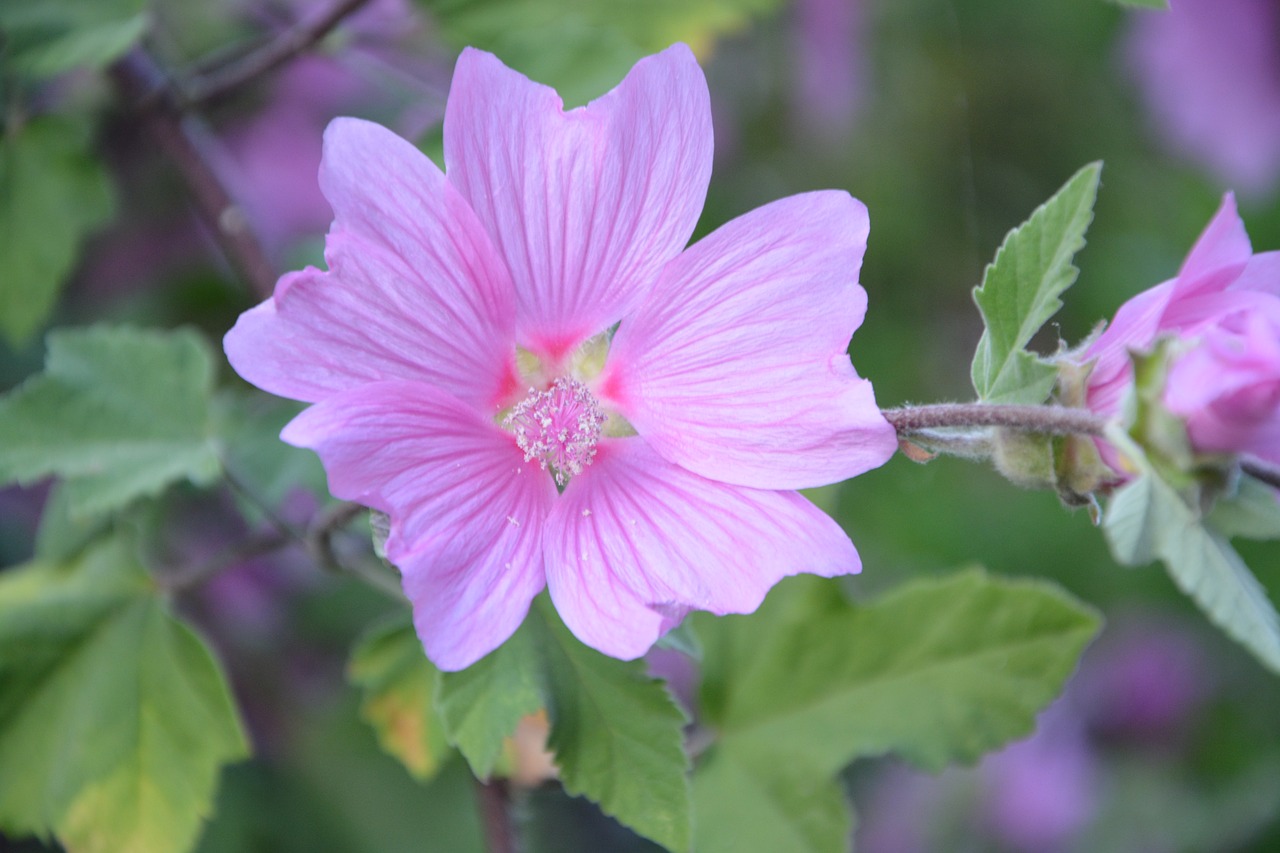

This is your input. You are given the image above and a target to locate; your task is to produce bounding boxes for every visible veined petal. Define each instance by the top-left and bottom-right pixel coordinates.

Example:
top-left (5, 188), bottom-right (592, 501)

top-left (282, 381), bottom-right (556, 670)
top-left (601, 191), bottom-right (896, 490)
top-left (544, 438), bottom-right (859, 660)
top-left (225, 118), bottom-right (518, 411)
top-left (443, 45), bottom-right (713, 360)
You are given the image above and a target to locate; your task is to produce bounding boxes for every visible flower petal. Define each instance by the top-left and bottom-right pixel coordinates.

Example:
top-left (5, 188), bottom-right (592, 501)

top-left (601, 191), bottom-right (897, 490)
top-left (443, 45), bottom-right (713, 359)
top-left (544, 438), bottom-right (859, 659)
top-left (282, 380), bottom-right (556, 670)
top-left (1084, 281), bottom-right (1174, 417)
top-left (1175, 193), bottom-right (1252, 299)
top-left (225, 118), bottom-right (518, 410)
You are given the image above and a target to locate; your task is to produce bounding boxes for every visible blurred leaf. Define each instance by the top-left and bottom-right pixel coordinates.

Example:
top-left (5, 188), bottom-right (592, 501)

top-left (33, 481), bottom-right (110, 562)
top-left (1112, 0), bottom-right (1168, 9)
top-left (1105, 471), bottom-right (1280, 674)
top-left (211, 390), bottom-right (327, 521)
top-left (0, 536), bottom-right (249, 853)
top-left (348, 612), bottom-right (451, 782)
top-left (436, 616), bottom-right (543, 779)
top-left (971, 162), bottom-right (1101, 404)
top-left (261, 696), bottom-right (485, 853)
top-left (0, 118), bottom-right (113, 346)
top-left (0, 325), bottom-right (221, 518)
top-left (1208, 474), bottom-right (1280, 541)
top-left (437, 598), bottom-right (691, 851)
top-left (421, 0), bottom-right (782, 107)
top-left (692, 571), bottom-right (1101, 853)
top-left (0, 0), bottom-right (148, 77)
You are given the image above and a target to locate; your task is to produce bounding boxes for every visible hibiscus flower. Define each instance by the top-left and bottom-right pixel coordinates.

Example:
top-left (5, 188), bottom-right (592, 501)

top-left (1085, 194), bottom-right (1280, 471)
top-left (224, 44), bottom-right (897, 670)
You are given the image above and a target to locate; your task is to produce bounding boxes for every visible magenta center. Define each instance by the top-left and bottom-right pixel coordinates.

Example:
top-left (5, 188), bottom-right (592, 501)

top-left (505, 377), bottom-right (606, 486)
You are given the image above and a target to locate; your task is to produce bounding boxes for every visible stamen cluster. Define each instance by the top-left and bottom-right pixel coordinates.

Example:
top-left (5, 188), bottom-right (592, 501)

top-left (505, 377), bottom-right (607, 486)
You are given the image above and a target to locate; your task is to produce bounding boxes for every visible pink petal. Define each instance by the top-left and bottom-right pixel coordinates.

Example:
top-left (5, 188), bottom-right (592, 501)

top-left (1229, 250), bottom-right (1280, 298)
top-left (544, 438), bottom-right (859, 659)
top-left (282, 380), bottom-right (556, 670)
top-left (443, 45), bottom-right (713, 360)
top-left (1085, 281), bottom-right (1174, 417)
top-left (225, 118), bottom-right (518, 411)
top-left (1174, 193), bottom-right (1252, 299)
top-left (600, 191), bottom-right (896, 490)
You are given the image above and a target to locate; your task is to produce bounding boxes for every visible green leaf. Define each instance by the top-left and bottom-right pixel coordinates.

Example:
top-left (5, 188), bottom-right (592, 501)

top-left (0, 0), bottom-right (148, 77)
top-left (422, 0), bottom-right (783, 107)
top-left (34, 481), bottom-right (111, 562)
top-left (0, 536), bottom-right (249, 853)
top-left (1208, 475), bottom-right (1280, 541)
top-left (349, 613), bottom-right (451, 782)
top-left (211, 390), bottom-right (328, 521)
top-left (1104, 471), bottom-right (1280, 674)
top-left (693, 571), bottom-right (1100, 853)
top-left (533, 598), bottom-right (692, 853)
top-left (0, 325), bottom-right (221, 518)
top-left (0, 118), bottom-right (114, 346)
top-left (436, 619), bottom-right (543, 779)
top-left (436, 599), bottom-right (692, 851)
top-left (971, 162), bottom-right (1102, 404)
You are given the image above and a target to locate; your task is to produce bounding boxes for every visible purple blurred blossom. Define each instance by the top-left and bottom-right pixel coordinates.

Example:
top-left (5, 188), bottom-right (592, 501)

top-left (1126, 0), bottom-right (1280, 197)
top-left (220, 0), bottom-right (441, 258)
top-left (980, 703), bottom-right (1098, 852)
top-left (792, 0), bottom-right (866, 140)
top-left (1075, 615), bottom-right (1212, 743)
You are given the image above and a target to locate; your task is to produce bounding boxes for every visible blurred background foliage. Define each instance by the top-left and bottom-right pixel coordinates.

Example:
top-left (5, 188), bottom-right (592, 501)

top-left (3, 0), bottom-right (1280, 850)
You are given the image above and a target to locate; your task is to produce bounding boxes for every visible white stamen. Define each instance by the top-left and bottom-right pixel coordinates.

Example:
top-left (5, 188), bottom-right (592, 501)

top-left (504, 377), bottom-right (606, 486)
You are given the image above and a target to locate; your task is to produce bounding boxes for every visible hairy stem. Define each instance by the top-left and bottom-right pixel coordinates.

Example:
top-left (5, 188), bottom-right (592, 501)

top-left (110, 49), bottom-right (279, 297)
top-left (883, 403), bottom-right (1107, 436)
top-left (182, 0), bottom-right (375, 105)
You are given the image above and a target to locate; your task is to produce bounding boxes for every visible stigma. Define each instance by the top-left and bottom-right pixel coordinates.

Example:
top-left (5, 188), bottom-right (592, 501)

top-left (505, 377), bottom-right (606, 486)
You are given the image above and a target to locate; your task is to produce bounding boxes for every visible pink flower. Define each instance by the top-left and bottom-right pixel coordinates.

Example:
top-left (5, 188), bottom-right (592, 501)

top-left (1126, 0), bottom-right (1280, 198)
top-left (1085, 194), bottom-right (1280, 470)
top-left (224, 45), bottom-right (897, 670)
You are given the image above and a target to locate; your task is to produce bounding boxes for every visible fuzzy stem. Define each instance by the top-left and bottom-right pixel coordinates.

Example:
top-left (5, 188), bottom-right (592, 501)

top-left (883, 403), bottom-right (1107, 437)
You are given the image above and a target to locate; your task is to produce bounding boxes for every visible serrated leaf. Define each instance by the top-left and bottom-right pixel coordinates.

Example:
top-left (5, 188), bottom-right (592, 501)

top-left (437, 599), bottom-right (692, 851)
top-left (0, 118), bottom-right (114, 346)
top-left (349, 613), bottom-right (451, 782)
top-left (1104, 472), bottom-right (1280, 673)
top-left (422, 0), bottom-right (782, 107)
top-left (533, 598), bottom-right (691, 853)
top-left (0, 325), bottom-right (221, 518)
top-left (0, 0), bottom-right (148, 77)
top-left (0, 536), bottom-right (249, 853)
top-left (693, 571), bottom-right (1100, 853)
top-left (436, 618), bottom-right (543, 779)
top-left (971, 163), bottom-right (1102, 404)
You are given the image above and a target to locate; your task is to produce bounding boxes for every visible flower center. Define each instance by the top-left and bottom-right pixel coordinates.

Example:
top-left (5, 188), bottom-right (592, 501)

top-left (505, 377), bottom-right (606, 486)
